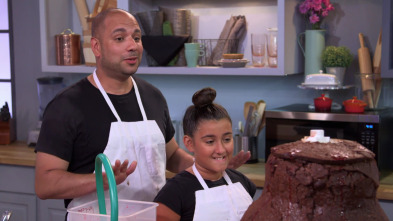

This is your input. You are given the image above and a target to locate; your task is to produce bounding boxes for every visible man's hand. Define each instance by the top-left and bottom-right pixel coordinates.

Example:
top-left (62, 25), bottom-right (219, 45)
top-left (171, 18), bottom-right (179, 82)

top-left (103, 160), bottom-right (137, 189)
top-left (228, 150), bottom-right (251, 169)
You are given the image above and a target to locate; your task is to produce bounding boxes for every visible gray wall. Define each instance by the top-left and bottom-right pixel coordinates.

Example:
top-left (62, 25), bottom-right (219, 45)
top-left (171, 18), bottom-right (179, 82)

top-left (11, 0), bottom-right (392, 158)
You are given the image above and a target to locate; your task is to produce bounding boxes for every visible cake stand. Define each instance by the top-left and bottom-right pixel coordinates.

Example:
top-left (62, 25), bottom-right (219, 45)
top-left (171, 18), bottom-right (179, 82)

top-left (298, 84), bottom-right (354, 110)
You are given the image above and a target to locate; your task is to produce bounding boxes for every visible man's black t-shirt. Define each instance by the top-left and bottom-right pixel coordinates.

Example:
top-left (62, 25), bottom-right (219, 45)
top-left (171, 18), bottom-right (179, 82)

top-left (35, 75), bottom-right (175, 207)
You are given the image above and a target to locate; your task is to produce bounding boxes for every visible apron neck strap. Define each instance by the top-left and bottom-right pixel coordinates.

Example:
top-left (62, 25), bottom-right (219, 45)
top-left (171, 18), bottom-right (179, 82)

top-left (130, 77), bottom-right (147, 121)
top-left (92, 70), bottom-right (148, 122)
top-left (93, 70), bottom-right (121, 122)
top-left (192, 163), bottom-right (232, 190)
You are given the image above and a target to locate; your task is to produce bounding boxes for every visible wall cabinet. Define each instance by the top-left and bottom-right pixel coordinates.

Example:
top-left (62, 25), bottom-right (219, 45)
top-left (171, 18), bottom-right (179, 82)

top-left (381, 0), bottom-right (393, 78)
top-left (39, 0), bottom-right (304, 76)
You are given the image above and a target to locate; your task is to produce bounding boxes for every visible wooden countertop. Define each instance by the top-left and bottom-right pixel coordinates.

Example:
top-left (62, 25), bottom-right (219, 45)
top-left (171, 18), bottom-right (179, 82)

top-left (0, 141), bottom-right (36, 166)
top-left (2, 142), bottom-right (393, 201)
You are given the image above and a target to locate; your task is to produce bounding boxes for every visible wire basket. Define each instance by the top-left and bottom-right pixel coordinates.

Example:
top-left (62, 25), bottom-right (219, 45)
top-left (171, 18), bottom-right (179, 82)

top-left (193, 39), bottom-right (239, 66)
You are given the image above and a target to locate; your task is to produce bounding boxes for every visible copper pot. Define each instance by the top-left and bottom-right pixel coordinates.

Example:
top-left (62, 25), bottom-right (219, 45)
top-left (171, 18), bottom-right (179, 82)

top-left (55, 29), bottom-right (81, 65)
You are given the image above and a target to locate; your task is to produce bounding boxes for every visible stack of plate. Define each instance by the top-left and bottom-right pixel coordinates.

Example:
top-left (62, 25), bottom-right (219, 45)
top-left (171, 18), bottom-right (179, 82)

top-left (218, 53), bottom-right (249, 68)
top-left (218, 59), bottom-right (249, 68)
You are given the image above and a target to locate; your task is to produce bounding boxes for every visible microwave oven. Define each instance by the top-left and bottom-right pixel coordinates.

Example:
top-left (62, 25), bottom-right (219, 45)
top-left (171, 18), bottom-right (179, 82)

top-left (265, 104), bottom-right (393, 170)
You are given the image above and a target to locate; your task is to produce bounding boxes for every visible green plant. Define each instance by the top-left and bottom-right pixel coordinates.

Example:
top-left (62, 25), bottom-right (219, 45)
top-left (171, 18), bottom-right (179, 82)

top-left (321, 46), bottom-right (353, 67)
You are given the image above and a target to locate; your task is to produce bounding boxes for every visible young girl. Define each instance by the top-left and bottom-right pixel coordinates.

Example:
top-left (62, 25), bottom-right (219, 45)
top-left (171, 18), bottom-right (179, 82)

top-left (154, 87), bottom-right (256, 221)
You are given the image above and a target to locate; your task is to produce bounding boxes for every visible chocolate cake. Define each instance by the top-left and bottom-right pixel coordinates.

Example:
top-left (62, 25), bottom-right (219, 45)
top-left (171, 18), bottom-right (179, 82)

top-left (242, 137), bottom-right (388, 221)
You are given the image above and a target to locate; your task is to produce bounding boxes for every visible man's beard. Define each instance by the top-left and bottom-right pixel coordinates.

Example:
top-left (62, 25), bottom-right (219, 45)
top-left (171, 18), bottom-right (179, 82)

top-left (100, 55), bottom-right (138, 77)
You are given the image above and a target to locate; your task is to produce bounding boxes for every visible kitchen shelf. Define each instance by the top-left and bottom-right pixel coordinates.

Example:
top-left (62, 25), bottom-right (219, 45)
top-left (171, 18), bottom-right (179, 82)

top-left (136, 66), bottom-right (284, 76)
top-left (297, 85), bottom-right (354, 90)
top-left (39, 0), bottom-right (304, 76)
top-left (42, 64), bottom-right (286, 76)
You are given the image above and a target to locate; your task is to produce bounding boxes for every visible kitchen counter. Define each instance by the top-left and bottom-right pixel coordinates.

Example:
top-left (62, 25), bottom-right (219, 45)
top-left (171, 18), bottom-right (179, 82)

top-left (0, 141), bottom-right (36, 166)
top-left (2, 142), bottom-right (393, 200)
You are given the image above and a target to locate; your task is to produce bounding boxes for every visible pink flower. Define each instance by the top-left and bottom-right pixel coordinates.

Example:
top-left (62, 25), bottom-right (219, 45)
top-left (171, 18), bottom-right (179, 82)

top-left (309, 13), bottom-right (320, 24)
top-left (299, 4), bottom-right (309, 14)
top-left (298, 0), bottom-right (335, 29)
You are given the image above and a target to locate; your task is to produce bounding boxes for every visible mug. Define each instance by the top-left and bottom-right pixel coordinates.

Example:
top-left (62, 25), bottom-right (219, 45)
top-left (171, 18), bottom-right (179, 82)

top-left (185, 49), bottom-right (205, 67)
top-left (184, 43), bottom-right (203, 50)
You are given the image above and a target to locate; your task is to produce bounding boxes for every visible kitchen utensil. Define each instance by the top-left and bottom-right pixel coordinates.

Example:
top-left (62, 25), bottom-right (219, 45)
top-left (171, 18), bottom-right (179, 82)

top-left (245, 136), bottom-right (258, 164)
top-left (55, 29), bottom-right (81, 65)
top-left (211, 15), bottom-right (245, 66)
top-left (243, 105), bottom-right (255, 137)
top-left (159, 7), bottom-right (191, 67)
top-left (374, 30), bottom-right (382, 107)
top-left (358, 33), bottom-right (375, 108)
top-left (68, 153), bottom-right (158, 220)
top-left (253, 100), bottom-right (266, 136)
top-left (314, 94), bottom-right (332, 112)
top-left (142, 35), bottom-right (190, 66)
top-left (343, 96), bottom-right (367, 113)
top-left (92, 0), bottom-right (116, 17)
top-left (244, 102), bottom-right (257, 120)
top-left (73, 0), bottom-right (89, 31)
top-left (95, 153), bottom-right (118, 220)
top-left (238, 121), bottom-right (243, 135)
top-left (248, 111), bottom-right (259, 137)
top-left (92, 0), bottom-right (106, 17)
top-left (162, 21), bottom-right (179, 66)
top-left (193, 39), bottom-right (239, 66)
top-left (233, 124), bottom-right (242, 154)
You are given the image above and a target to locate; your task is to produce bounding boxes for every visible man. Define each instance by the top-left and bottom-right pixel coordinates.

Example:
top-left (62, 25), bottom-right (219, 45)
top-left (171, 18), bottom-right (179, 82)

top-left (35, 8), bottom-right (250, 210)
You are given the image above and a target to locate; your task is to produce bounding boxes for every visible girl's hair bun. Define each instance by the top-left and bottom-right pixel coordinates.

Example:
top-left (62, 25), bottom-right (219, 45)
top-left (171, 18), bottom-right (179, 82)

top-left (192, 87), bottom-right (216, 108)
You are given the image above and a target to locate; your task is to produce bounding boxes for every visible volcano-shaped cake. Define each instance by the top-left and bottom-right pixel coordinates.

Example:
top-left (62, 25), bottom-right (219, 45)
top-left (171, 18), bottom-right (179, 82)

top-left (242, 130), bottom-right (388, 221)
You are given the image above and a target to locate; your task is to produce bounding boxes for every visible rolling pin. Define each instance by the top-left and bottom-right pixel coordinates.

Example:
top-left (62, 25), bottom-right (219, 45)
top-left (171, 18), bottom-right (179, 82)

top-left (373, 30), bottom-right (382, 108)
top-left (358, 33), bottom-right (375, 109)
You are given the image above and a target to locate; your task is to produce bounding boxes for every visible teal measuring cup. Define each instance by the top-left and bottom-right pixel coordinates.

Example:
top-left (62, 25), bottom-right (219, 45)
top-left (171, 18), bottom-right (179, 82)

top-left (95, 153), bottom-right (119, 221)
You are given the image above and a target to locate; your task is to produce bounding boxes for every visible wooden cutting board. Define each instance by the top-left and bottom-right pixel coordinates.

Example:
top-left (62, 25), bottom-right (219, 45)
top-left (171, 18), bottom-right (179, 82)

top-left (73, 0), bottom-right (89, 30)
top-left (374, 30), bottom-right (382, 107)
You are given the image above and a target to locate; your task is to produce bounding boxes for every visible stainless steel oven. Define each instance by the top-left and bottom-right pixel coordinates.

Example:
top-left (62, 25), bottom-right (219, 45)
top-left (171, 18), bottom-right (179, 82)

top-left (265, 104), bottom-right (393, 170)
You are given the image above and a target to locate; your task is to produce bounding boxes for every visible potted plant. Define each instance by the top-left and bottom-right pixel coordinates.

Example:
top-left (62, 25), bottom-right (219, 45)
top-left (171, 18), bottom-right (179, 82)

top-left (321, 46), bottom-right (353, 86)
